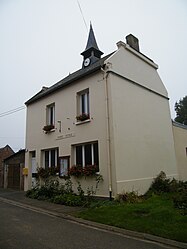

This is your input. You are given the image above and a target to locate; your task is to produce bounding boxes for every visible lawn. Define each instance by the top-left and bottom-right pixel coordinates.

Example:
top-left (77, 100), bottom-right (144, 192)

top-left (26, 171), bottom-right (187, 242)
top-left (76, 194), bottom-right (187, 243)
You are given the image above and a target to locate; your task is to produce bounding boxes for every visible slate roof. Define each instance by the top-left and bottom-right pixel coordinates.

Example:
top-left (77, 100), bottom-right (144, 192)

top-left (81, 23), bottom-right (103, 58)
top-left (25, 53), bottom-right (113, 106)
top-left (84, 23), bottom-right (100, 51)
top-left (172, 120), bottom-right (187, 130)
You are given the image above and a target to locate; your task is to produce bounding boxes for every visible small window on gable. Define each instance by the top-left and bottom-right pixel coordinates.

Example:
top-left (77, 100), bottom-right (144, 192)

top-left (76, 89), bottom-right (90, 122)
top-left (46, 103), bottom-right (55, 126)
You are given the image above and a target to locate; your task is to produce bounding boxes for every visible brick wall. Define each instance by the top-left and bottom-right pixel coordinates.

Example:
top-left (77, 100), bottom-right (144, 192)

top-left (0, 145), bottom-right (14, 187)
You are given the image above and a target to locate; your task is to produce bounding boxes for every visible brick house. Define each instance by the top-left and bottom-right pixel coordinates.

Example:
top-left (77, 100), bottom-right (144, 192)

top-left (4, 149), bottom-right (25, 190)
top-left (0, 145), bottom-right (14, 187)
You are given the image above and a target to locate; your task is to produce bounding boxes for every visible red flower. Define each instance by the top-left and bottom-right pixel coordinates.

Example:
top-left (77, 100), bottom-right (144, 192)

top-left (76, 113), bottom-right (90, 122)
top-left (69, 164), bottom-right (99, 177)
top-left (43, 124), bottom-right (55, 132)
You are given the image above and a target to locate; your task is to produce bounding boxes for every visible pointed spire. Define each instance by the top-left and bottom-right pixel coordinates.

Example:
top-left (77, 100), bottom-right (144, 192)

top-left (81, 23), bottom-right (103, 68)
top-left (85, 23), bottom-right (100, 51)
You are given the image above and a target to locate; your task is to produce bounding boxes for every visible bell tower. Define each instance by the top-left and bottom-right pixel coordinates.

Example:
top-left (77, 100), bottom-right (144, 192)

top-left (81, 23), bottom-right (103, 68)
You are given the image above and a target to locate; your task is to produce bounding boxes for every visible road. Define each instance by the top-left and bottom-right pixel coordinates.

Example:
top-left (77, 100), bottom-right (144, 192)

top-left (0, 200), bottom-right (173, 249)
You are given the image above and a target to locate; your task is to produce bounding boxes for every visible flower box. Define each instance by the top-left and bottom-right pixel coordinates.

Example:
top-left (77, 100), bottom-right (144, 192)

top-left (43, 124), bottom-right (55, 132)
top-left (69, 164), bottom-right (99, 177)
top-left (76, 113), bottom-right (90, 122)
top-left (69, 165), bottom-right (83, 177)
top-left (84, 165), bottom-right (99, 176)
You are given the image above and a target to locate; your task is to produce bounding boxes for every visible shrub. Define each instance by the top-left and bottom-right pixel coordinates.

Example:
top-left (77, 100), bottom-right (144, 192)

top-left (146, 171), bottom-right (187, 196)
top-left (64, 179), bottom-right (73, 194)
top-left (26, 188), bottom-right (39, 199)
top-left (26, 178), bottom-right (60, 200)
top-left (116, 191), bottom-right (141, 204)
top-left (77, 181), bottom-right (85, 200)
top-left (37, 167), bottom-right (59, 179)
top-left (173, 192), bottom-right (187, 215)
top-left (148, 171), bottom-right (170, 194)
top-left (53, 193), bottom-right (84, 206)
top-left (145, 171), bottom-right (187, 214)
top-left (26, 173), bottom-right (103, 207)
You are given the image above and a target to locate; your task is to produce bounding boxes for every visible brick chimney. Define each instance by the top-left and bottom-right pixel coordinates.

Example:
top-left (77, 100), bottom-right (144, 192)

top-left (126, 34), bottom-right (140, 52)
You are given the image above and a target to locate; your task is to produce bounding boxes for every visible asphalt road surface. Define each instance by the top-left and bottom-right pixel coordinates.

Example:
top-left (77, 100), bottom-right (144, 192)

top-left (0, 201), bottom-right (173, 249)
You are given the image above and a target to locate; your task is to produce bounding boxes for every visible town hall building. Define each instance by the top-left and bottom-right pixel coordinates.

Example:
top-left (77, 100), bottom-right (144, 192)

top-left (24, 25), bottom-right (186, 197)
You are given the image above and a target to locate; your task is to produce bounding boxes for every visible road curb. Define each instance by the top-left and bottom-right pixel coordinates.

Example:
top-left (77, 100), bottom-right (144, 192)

top-left (64, 216), bottom-right (187, 249)
top-left (0, 196), bottom-right (187, 249)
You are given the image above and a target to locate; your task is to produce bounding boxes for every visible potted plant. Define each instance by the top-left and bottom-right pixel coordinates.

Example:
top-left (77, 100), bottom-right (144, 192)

top-left (69, 165), bottom-right (83, 177)
top-left (43, 124), bottom-right (55, 133)
top-left (76, 113), bottom-right (90, 122)
top-left (69, 164), bottom-right (99, 177)
top-left (83, 165), bottom-right (99, 176)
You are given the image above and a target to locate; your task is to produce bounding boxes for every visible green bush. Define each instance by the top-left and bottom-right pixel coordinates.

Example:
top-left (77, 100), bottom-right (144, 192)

top-left (25, 175), bottom-right (103, 207)
top-left (26, 188), bottom-right (39, 199)
top-left (26, 179), bottom-right (61, 200)
top-left (26, 178), bottom-right (90, 206)
top-left (146, 171), bottom-right (187, 195)
top-left (145, 171), bottom-right (187, 214)
top-left (173, 192), bottom-right (187, 215)
top-left (147, 171), bottom-right (170, 194)
top-left (64, 179), bottom-right (73, 194)
top-left (116, 191), bottom-right (141, 203)
top-left (37, 167), bottom-right (59, 179)
top-left (77, 181), bottom-right (85, 200)
top-left (53, 193), bottom-right (84, 206)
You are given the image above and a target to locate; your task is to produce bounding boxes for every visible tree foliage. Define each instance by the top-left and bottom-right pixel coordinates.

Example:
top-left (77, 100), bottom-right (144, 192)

top-left (174, 95), bottom-right (187, 125)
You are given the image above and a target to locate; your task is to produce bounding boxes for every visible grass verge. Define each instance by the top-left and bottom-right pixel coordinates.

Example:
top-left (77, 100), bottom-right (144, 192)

top-left (76, 194), bottom-right (187, 243)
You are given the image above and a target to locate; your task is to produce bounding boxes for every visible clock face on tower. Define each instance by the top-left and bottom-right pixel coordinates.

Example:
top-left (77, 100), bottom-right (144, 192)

top-left (84, 58), bottom-right (91, 67)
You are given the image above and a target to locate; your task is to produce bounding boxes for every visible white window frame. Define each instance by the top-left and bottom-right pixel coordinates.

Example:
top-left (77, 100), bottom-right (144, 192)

top-left (46, 103), bottom-right (55, 126)
top-left (43, 148), bottom-right (58, 168)
top-left (78, 89), bottom-right (89, 115)
top-left (74, 142), bottom-right (98, 168)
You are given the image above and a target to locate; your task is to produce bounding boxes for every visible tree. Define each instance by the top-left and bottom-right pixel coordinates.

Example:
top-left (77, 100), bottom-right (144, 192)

top-left (174, 95), bottom-right (187, 125)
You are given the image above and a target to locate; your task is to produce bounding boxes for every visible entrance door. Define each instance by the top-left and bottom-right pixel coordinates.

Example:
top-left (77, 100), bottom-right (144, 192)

top-left (7, 164), bottom-right (20, 189)
top-left (31, 152), bottom-right (37, 187)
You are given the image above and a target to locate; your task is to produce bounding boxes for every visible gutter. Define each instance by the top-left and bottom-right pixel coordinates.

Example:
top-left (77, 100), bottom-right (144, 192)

top-left (101, 68), bottom-right (113, 200)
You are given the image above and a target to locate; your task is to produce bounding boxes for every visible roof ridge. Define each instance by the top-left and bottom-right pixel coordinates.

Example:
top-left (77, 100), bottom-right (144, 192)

top-left (25, 52), bottom-right (114, 106)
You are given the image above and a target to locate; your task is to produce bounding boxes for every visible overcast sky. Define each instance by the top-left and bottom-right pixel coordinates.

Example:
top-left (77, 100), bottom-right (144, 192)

top-left (0, 0), bottom-right (187, 151)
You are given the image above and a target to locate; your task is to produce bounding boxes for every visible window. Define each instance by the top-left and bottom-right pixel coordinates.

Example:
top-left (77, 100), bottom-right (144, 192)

top-left (43, 148), bottom-right (58, 169)
top-left (77, 89), bottom-right (90, 121)
top-left (59, 156), bottom-right (70, 177)
top-left (74, 142), bottom-right (99, 170)
top-left (46, 103), bottom-right (55, 126)
top-left (30, 151), bottom-right (36, 176)
top-left (80, 91), bottom-right (89, 114)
